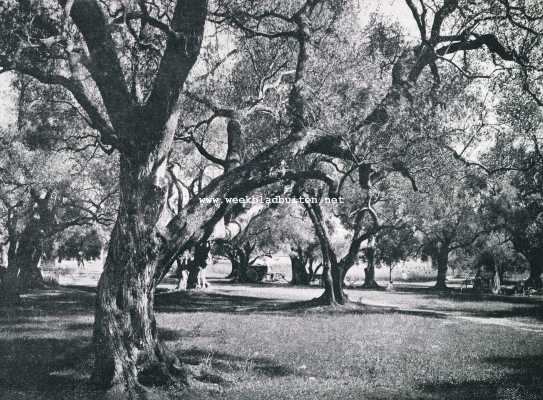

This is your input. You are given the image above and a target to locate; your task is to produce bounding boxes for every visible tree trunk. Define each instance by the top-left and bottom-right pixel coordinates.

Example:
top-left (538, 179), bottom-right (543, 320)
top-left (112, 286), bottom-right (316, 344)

top-left (1, 237), bottom-right (20, 303)
top-left (526, 256), bottom-right (543, 289)
top-left (1, 220), bottom-right (46, 301)
top-left (319, 257), bottom-right (337, 305)
top-left (227, 257), bottom-right (240, 281)
top-left (226, 258), bottom-right (239, 279)
top-left (91, 155), bottom-right (184, 397)
top-left (307, 258), bottom-right (321, 282)
top-left (237, 252), bottom-right (250, 283)
top-left (184, 241), bottom-right (210, 289)
top-left (186, 266), bottom-right (200, 289)
top-left (361, 242), bottom-right (381, 289)
top-left (229, 245), bottom-right (252, 283)
top-left (331, 261), bottom-right (348, 304)
top-left (434, 247), bottom-right (449, 290)
top-left (16, 232), bottom-right (46, 290)
top-left (290, 250), bottom-right (310, 285)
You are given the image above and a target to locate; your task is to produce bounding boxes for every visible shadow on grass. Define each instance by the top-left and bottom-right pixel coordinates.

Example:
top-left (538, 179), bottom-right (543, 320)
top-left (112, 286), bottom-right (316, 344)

top-left (414, 291), bottom-right (543, 322)
top-left (0, 336), bottom-right (103, 399)
top-left (178, 347), bottom-right (297, 378)
top-left (155, 290), bottom-right (448, 320)
top-left (0, 288), bottom-right (96, 320)
top-left (0, 288), bottom-right (101, 399)
top-left (419, 355), bottom-right (543, 400)
top-left (391, 285), bottom-right (543, 304)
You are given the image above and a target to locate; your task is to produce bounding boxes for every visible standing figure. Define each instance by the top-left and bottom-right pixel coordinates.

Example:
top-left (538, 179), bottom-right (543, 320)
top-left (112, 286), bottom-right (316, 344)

top-left (175, 250), bottom-right (192, 290)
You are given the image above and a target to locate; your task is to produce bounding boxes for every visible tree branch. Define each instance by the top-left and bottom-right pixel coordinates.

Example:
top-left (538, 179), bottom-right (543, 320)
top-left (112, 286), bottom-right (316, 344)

top-left (60, 0), bottom-right (132, 133)
top-left (142, 0), bottom-right (208, 131)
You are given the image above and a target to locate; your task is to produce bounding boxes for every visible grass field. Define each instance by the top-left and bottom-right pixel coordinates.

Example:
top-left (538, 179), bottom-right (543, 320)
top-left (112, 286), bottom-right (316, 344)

top-left (0, 280), bottom-right (542, 400)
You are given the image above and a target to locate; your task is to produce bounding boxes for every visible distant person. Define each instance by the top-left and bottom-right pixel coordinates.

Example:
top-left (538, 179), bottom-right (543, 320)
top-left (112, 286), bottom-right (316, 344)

top-left (198, 250), bottom-right (213, 289)
top-left (175, 250), bottom-right (191, 290)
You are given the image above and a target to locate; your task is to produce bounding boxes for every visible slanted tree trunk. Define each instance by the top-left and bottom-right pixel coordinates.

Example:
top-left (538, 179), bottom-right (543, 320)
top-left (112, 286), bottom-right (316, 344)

top-left (320, 256), bottom-right (337, 304)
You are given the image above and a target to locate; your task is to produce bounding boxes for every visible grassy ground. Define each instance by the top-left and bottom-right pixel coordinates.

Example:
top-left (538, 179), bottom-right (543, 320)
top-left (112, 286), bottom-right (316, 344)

top-left (1, 281), bottom-right (542, 400)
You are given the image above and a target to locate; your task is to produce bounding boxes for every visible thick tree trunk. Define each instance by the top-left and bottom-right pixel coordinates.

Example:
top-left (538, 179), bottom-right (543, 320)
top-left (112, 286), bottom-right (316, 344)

top-left (290, 252), bottom-right (310, 286)
top-left (434, 248), bottom-right (449, 290)
top-left (91, 156), bottom-right (184, 397)
top-left (1, 221), bottom-right (46, 302)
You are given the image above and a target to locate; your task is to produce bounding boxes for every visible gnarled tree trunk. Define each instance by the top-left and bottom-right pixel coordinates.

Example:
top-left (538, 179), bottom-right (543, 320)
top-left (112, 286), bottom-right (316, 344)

top-left (91, 155), bottom-right (178, 395)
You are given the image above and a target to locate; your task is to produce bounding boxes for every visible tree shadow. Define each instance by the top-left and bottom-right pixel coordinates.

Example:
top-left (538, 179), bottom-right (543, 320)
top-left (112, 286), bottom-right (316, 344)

top-left (0, 288), bottom-right (96, 322)
top-left (155, 290), bottom-right (292, 313)
top-left (155, 290), bottom-right (448, 320)
top-left (0, 288), bottom-right (103, 399)
top-left (177, 347), bottom-right (298, 378)
top-left (0, 336), bottom-right (103, 399)
top-left (418, 355), bottom-right (543, 400)
top-left (391, 285), bottom-right (543, 305)
top-left (453, 307), bottom-right (543, 321)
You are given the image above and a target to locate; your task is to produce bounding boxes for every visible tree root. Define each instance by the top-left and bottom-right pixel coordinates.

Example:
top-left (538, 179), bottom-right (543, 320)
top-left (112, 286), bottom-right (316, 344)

top-left (360, 280), bottom-right (384, 290)
top-left (307, 291), bottom-right (352, 307)
top-left (101, 361), bottom-right (223, 400)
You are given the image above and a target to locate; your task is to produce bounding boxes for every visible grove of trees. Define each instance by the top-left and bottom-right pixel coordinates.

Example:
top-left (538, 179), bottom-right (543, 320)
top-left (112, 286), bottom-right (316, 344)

top-left (0, 0), bottom-right (542, 398)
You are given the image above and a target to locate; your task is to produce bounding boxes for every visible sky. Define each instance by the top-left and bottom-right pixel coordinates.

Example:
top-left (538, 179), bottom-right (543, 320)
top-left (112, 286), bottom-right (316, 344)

top-left (358, 0), bottom-right (418, 37)
top-left (0, 0), bottom-right (418, 129)
top-left (0, 74), bottom-right (16, 129)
